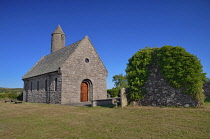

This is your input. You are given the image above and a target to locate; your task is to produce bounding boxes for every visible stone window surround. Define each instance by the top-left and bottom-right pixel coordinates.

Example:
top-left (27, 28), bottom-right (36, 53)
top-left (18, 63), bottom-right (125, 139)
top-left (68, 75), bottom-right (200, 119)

top-left (85, 58), bottom-right (89, 63)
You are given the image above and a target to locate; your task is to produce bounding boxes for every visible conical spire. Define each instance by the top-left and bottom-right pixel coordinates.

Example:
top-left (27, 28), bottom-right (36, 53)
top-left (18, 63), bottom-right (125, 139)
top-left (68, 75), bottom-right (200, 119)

top-left (52, 25), bottom-right (65, 34)
top-left (51, 25), bottom-right (66, 53)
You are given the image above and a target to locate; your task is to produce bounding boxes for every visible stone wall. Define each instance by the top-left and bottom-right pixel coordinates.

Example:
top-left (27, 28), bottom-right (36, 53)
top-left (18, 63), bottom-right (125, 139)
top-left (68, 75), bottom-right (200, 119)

top-left (61, 36), bottom-right (107, 104)
top-left (140, 62), bottom-right (199, 107)
top-left (203, 82), bottom-right (210, 97)
top-left (23, 72), bottom-right (61, 104)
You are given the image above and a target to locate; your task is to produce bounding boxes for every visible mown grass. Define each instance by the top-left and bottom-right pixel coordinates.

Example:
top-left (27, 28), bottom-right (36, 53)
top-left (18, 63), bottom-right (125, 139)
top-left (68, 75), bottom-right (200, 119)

top-left (0, 101), bottom-right (210, 139)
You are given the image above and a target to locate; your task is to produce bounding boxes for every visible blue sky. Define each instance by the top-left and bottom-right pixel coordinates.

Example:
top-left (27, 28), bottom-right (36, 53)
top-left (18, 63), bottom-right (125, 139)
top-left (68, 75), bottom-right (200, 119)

top-left (0, 0), bottom-right (209, 89)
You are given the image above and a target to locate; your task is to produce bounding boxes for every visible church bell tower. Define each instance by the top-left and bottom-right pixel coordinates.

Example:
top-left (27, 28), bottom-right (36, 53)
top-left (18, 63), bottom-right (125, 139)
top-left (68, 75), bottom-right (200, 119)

top-left (51, 25), bottom-right (65, 53)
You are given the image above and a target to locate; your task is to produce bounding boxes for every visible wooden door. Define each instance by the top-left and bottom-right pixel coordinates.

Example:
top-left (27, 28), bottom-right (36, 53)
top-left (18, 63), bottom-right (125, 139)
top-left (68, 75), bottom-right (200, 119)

top-left (81, 82), bottom-right (88, 102)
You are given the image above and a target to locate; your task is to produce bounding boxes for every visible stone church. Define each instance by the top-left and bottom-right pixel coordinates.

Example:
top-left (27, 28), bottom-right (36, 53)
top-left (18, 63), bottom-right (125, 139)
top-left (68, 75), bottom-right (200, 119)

top-left (22, 25), bottom-right (108, 104)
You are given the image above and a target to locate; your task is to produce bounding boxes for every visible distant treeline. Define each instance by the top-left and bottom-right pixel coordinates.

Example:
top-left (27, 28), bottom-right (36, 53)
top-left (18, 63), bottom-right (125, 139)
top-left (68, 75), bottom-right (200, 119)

top-left (0, 88), bottom-right (23, 100)
top-left (0, 88), bottom-right (23, 93)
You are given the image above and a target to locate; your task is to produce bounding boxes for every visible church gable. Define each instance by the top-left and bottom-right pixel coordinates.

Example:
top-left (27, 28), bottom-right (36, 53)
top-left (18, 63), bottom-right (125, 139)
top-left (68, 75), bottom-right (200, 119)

top-left (60, 36), bottom-right (108, 103)
top-left (23, 25), bottom-right (108, 104)
top-left (61, 36), bottom-right (107, 75)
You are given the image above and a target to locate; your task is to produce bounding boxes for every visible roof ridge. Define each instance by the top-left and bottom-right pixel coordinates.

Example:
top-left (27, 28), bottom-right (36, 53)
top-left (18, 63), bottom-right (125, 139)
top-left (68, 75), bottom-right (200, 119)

top-left (82, 36), bottom-right (108, 74)
top-left (59, 38), bottom-right (84, 70)
top-left (47, 39), bottom-right (83, 56)
top-left (22, 38), bottom-right (84, 79)
top-left (22, 56), bottom-right (45, 79)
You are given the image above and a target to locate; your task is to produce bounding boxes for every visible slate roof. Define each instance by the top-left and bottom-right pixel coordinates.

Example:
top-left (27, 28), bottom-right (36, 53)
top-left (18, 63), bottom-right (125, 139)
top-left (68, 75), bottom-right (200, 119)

top-left (23, 39), bottom-right (82, 79)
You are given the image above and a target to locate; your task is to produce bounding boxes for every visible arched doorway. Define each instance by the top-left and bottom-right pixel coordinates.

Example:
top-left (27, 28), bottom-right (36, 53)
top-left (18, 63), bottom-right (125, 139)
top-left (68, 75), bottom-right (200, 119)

top-left (80, 79), bottom-right (93, 102)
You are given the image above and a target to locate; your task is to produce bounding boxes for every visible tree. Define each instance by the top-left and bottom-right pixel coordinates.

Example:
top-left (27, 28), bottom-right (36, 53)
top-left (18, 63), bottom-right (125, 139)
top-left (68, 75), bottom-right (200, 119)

top-left (107, 88), bottom-right (120, 97)
top-left (107, 74), bottom-right (128, 97)
top-left (112, 73), bottom-right (128, 89)
top-left (206, 78), bottom-right (210, 82)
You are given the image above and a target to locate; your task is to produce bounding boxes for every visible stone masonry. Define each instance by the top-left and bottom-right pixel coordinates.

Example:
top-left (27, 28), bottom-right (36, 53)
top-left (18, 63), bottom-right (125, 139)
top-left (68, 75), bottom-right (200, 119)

top-left (23, 72), bottom-right (61, 104)
top-left (61, 36), bottom-right (107, 104)
top-left (203, 82), bottom-right (210, 97)
top-left (140, 62), bottom-right (199, 107)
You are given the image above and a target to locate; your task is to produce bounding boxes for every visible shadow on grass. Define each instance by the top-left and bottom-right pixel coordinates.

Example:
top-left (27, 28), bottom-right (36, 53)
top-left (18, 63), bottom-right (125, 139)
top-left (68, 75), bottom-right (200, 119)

top-left (97, 104), bottom-right (117, 108)
top-left (17, 92), bottom-right (23, 101)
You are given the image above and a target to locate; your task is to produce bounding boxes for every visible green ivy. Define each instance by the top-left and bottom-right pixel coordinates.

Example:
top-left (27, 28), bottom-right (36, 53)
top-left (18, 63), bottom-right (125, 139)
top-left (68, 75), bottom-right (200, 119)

top-left (126, 47), bottom-right (154, 101)
top-left (126, 46), bottom-right (206, 104)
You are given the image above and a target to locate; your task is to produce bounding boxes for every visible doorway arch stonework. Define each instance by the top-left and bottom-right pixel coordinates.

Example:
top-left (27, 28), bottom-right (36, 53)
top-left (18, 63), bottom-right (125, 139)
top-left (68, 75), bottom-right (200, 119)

top-left (80, 79), bottom-right (93, 102)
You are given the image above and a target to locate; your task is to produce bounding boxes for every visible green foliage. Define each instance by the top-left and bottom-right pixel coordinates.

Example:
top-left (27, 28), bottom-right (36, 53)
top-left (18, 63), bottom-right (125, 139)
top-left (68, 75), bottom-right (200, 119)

top-left (0, 88), bottom-right (23, 93)
top-left (0, 88), bottom-right (23, 100)
top-left (157, 46), bottom-right (206, 104)
top-left (206, 78), bottom-right (210, 82)
top-left (126, 46), bottom-right (206, 104)
top-left (0, 92), bottom-right (22, 99)
top-left (107, 88), bottom-right (120, 97)
top-left (108, 74), bottom-right (128, 98)
top-left (112, 73), bottom-right (128, 89)
top-left (17, 92), bottom-right (23, 101)
top-left (204, 97), bottom-right (210, 102)
top-left (126, 47), bottom-right (154, 100)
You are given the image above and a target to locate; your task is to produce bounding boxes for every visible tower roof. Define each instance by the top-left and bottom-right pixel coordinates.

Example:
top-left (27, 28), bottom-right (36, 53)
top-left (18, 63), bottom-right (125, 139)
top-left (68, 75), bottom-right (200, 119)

top-left (52, 25), bottom-right (65, 34)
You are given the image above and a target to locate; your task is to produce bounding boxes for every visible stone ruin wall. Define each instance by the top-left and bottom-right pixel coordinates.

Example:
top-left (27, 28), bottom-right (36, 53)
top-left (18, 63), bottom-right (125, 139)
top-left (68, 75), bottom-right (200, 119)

top-left (139, 62), bottom-right (199, 107)
top-left (203, 82), bottom-right (210, 97)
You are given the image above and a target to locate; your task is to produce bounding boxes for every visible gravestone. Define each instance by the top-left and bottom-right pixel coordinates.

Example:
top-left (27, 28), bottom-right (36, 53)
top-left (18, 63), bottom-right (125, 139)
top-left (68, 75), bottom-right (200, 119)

top-left (120, 88), bottom-right (128, 108)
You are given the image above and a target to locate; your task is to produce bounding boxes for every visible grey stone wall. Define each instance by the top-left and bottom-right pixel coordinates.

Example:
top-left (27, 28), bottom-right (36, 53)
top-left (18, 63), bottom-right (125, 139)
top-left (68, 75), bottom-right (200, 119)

top-left (23, 72), bottom-right (61, 104)
top-left (51, 33), bottom-right (65, 53)
top-left (61, 36), bottom-right (107, 104)
top-left (51, 25), bottom-right (65, 53)
top-left (140, 62), bottom-right (199, 107)
top-left (203, 82), bottom-right (210, 97)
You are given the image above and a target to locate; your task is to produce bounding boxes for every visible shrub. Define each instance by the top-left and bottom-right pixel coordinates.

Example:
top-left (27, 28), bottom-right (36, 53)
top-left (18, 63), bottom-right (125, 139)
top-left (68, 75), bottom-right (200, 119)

top-left (7, 93), bottom-right (19, 99)
top-left (107, 88), bottom-right (120, 97)
top-left (17, 92), bottom-right (23, 101)
top-left (0, 92), bottom-right (23, 100)
top-left (0, 93), bottom-right (7, 98)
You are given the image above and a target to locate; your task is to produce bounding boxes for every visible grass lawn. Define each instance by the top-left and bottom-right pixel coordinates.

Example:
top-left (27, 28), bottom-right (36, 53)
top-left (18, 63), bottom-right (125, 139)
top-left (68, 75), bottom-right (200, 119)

top-left (0, 101), bottom-right (210, 139)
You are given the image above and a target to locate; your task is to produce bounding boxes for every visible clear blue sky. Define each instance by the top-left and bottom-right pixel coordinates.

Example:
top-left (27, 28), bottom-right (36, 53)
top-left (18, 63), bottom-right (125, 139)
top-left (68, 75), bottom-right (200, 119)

top-left (0, 0), bottom-right (209, 89)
